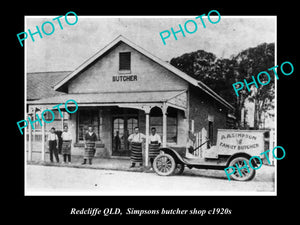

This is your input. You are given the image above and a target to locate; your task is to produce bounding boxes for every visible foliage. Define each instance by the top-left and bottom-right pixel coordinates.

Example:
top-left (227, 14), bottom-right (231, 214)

top-left (170, 43), bottom-right (275, 129)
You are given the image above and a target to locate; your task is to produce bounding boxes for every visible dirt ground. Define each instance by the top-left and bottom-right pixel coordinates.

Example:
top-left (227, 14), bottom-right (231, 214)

top-left (25, 163), bottom-right (275, 195)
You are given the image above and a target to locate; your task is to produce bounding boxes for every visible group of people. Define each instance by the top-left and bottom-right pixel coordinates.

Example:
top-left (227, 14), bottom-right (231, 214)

top-left (47, 125), bottom-right (98, 165)
top-left (47, 125), bottom-right (73, 164)
top-left (47, 125), bottom-right (162, 168)
top-left (128, 127), bottom-right (161, 168)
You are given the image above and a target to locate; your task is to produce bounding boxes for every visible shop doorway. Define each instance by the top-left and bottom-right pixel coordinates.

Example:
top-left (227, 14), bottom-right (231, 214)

top-left (112, 116), bottom-right (138, 156)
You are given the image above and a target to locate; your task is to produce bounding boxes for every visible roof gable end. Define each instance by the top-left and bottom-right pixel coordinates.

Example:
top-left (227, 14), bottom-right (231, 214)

top-left (53, 35), bottom-right (198, 91)
top-left (53, 35), bottom-right (233, 110)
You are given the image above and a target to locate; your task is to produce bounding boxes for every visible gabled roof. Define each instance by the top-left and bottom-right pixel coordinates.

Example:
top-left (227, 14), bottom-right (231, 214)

top-left (53, 35), bottom-right (234, 110)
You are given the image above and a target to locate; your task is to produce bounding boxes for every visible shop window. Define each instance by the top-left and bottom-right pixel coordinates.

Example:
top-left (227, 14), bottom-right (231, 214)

top-left (119, 52), bottom-right (131, 71)
top-left (78, 108), bottom-right (100, 141)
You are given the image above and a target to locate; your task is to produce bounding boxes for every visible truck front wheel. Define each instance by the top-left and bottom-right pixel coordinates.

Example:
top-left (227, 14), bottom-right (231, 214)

top-left (153, 154), bottom-right (176, 176)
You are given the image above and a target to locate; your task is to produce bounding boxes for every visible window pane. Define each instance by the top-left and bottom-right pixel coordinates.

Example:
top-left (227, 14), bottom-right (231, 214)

top-left (119, 52), bottom-right (131, 70)
top-left (128, 118), bottom-right (138, 133)
top-left (78, 109), bottom-right (99, 141)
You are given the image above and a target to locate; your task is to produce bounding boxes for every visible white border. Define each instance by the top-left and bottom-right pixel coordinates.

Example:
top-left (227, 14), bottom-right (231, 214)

top-left (24, 15), bottom-right (277, 196)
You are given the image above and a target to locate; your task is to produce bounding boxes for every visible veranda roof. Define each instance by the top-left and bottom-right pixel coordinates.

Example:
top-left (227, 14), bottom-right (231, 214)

top-left (28, 90), bottom-right (186, 106)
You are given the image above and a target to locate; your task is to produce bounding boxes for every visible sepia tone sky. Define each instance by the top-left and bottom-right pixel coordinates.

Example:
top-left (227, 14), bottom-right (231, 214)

top-left (25, 16), bottom-right (276, 72)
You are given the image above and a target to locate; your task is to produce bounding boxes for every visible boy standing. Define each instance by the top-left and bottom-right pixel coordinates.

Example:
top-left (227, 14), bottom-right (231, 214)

top-left (48, 127), bottom-right (59, 163)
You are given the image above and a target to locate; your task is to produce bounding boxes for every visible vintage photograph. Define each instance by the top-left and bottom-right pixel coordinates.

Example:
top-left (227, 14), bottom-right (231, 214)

top-left (24, 15), bottom-right (276, 195)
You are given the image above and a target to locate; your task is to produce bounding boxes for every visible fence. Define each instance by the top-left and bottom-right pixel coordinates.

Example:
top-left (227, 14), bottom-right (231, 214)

top-left (26, 131), bottom-right (47, 142)
top-left (192, 127), bottom-right (208, 158)
top-left (26, 131), bottom-right (48, 154)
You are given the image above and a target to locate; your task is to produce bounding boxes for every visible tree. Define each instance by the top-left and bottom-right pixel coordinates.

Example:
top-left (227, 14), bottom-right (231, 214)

top-left (170, 50), bottom-right (216, 80)
top-left (170, 50), bottom-right (237, 105)
top-left (170, 50), bottom-right (238, 124)
top-left (170, 43), bottom-right (275, 129)
top-left (233, 43), bottom-right (275, 129)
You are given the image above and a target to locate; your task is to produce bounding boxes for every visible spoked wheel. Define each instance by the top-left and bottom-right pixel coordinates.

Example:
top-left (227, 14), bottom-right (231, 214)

top-left (153, 154), bottom-right (176, 176)
top-left (228, 157), bottom-right (256, 181)
top-left (174, 163), bottom-right (185, 175)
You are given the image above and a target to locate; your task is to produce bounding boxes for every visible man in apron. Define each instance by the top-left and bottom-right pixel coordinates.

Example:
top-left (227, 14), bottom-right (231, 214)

top-left (149, 127), bottom-right (161, 168)
top-left (61, 125), bottom-right (72, 164)
top-left (82, 126), bottom-right (97, 165)
top-left (128, 127), bottom-right (146, 168)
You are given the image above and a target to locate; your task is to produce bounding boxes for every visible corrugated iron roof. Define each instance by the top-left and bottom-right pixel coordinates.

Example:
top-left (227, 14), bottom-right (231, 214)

top-left (27, 71), bottom-right (71, 100)
top-left (28, 90), bottom-right (185, 105)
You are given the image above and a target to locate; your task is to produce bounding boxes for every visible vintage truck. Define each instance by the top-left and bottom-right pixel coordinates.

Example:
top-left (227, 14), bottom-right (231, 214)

top-left (153, 129), bottom-right (270, 181)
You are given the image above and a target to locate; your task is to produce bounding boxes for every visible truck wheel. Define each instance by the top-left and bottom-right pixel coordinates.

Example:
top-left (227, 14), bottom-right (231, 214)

top-left (174, 163), bottom-right (185, 175)
top-left (153, 154), bottom-right (176, 176)
top-left (228, 157), bottom-right (256, 181)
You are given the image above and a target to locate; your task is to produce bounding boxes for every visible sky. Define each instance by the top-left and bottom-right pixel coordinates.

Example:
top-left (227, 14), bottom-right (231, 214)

top-left (25, 16), bottom-right (276, 72)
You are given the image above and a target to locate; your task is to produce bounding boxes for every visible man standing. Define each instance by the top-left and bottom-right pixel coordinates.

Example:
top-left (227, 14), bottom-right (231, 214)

top-left (82, 126), bottom-right (97, 165)
top-left (61, 125), bottom-right (72, 164)
top-left (149, 127), bottom-right (161, 168)
top-left (128, 127), bottom-right (145, 168)
top-left (48, 127), bottom-right (59, 163)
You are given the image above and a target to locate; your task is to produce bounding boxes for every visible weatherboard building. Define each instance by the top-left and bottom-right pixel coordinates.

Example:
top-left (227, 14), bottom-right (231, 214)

top-left (26, 35), bottom-right (234, 162)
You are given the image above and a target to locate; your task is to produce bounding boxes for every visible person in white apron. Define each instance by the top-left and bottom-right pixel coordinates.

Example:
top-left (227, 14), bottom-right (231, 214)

top-left (149, 127), bottom-right (161, 168)
top-left (61, 125), bottom-right (72, 164)
top-left (128, 127), bottom-right (146, 168)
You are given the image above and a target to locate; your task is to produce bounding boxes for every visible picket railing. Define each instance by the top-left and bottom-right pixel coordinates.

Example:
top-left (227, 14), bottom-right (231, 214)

top-left (192, 127), bottom-right (208, 158)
